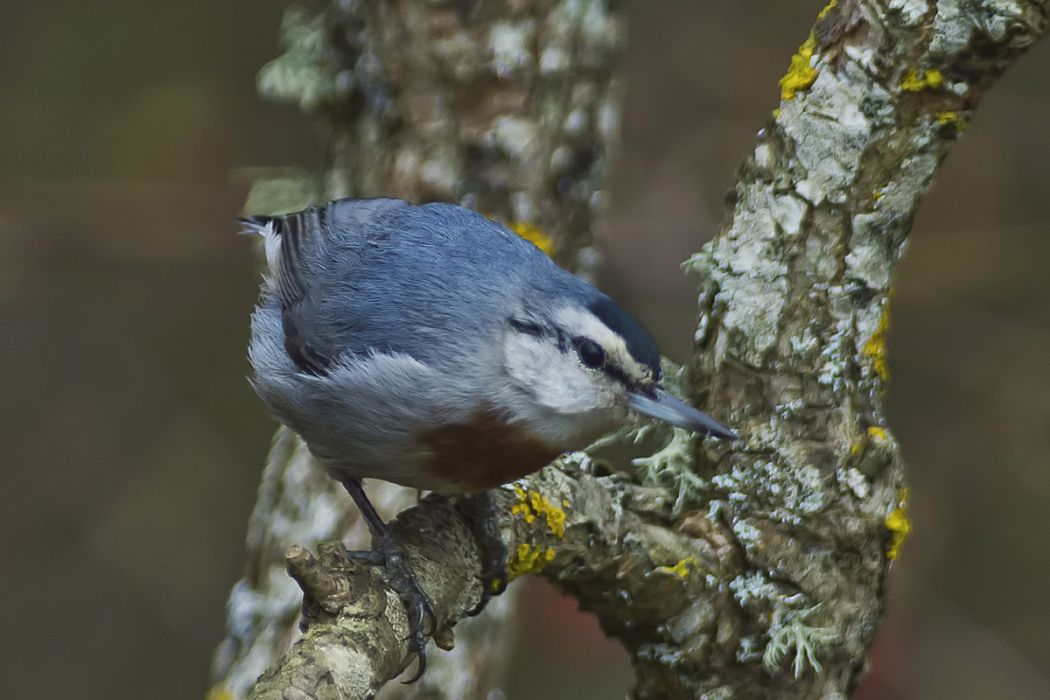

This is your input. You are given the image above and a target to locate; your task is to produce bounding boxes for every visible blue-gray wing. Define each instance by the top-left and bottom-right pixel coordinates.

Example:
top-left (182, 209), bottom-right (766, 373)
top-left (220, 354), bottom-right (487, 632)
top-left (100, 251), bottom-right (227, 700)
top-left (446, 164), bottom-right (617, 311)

top-left (243, 198), bottom-right (555, 372)
top-left (241, 198), bottom-right (407, 373)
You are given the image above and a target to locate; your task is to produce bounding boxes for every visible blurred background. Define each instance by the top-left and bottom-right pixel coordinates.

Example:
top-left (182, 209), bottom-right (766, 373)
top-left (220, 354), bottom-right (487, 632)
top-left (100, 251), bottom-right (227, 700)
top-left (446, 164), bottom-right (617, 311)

top-left (2, 1), bottom-right (1048, 698)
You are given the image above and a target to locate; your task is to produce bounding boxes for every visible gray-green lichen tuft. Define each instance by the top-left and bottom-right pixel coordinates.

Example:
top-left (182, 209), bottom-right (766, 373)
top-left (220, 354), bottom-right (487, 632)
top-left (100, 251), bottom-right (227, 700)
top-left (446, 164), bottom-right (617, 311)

top-left (257, 7), bottom-right (342, 112)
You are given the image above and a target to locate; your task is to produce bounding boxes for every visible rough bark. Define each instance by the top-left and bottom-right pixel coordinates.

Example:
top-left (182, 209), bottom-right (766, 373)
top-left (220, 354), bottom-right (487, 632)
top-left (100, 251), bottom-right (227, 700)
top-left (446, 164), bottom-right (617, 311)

top-left (209, 428), bottom-right (519, 700)
top-left (213, 0), bottom-right (1050, 698)
top-left (210, 1), bottom-right (623, 698)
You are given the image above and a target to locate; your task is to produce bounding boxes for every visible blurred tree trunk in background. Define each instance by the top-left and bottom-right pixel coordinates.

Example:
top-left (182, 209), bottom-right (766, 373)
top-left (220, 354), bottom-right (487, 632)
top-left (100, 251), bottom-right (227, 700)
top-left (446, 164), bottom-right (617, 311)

top-left (211, 1), bottom-right (1048, 699)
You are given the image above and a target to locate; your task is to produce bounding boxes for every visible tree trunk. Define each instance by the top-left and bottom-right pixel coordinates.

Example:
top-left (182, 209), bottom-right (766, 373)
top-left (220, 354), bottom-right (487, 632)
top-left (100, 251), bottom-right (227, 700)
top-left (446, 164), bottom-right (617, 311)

top-left (211, 1), bottom-right (1049, 698)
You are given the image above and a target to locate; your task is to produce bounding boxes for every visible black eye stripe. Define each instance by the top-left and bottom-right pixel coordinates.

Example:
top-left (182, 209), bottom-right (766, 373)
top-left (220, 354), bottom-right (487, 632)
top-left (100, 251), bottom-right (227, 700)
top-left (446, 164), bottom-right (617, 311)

top-left (509, 317), bottom-right (570, 352)
top-left (509, 318), bottom-right (544, 336)
top-left (603, 363), bottom-right (630, 384)
top-left (510, 318), bottom-right (657, 384)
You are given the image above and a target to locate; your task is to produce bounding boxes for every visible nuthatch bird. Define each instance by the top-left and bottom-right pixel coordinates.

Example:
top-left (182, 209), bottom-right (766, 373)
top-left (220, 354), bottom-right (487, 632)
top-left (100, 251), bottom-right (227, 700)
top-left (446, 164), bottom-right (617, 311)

top-left (242, 198), bottom-right (735, 678)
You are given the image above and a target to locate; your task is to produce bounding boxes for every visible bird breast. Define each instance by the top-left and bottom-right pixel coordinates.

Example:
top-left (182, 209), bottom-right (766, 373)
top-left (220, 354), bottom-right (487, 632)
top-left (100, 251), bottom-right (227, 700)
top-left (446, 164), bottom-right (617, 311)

top-left (413, 407), bottom-right (562, 492)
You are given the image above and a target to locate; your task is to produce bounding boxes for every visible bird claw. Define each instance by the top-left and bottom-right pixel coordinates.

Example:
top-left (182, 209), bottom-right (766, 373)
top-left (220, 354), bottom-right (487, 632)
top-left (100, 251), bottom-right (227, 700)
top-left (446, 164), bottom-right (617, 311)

top-left (345, 535), bottom-right (437, 684)
top-left (456, 493), bottom-right (508, 616)
top-left (466, 559), bottom-right (507, 618)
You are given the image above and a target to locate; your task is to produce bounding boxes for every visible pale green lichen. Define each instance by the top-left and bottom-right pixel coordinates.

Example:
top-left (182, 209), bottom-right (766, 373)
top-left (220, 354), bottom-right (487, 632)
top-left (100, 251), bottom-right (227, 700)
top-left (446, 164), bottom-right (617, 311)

top-left (888, 0), bottom-right (929, 24)
top-left (633, 427), bottom-right (708, 515)
top-left (242, 174), bottom-right (321, 216)
top-left (707, 185), bottom-right (794, 366)
top-left (729, 571), bottom-right (783, 608)
top-left (489, 20), bottom-right (536, 77)
top-left (490, 116), bottom-right (539, 161)
top-left (845, 214), bottom-right (894, 290)
top-left (763, 604), bottom-right (838, 678)
top-left (931, 0), bottom-right (1028, 58)
top-left (257, 8), bottom-right (339, 111)
top-left (730, 517), bottom-right (765, 556)
top-left (586, 362), bottom-right (711, 514)
top-left (587, 419), bottom-right (707, 516)
top-left (584, 421), bottom-right (650, 453)
top-left (780, 61), bottom-right (895, 205)
top-left (712, 457), bottom-right (826, 526)
top-left (838, 465), bottom-right (870, 499)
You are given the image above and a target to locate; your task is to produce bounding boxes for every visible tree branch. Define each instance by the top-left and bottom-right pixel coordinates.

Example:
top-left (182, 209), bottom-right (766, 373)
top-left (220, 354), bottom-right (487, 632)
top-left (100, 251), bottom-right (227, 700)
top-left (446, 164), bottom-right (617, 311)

top-left (674, 0), bottom-right (1048, 693)
top-left (217, 1), bottom-right (1050, 698)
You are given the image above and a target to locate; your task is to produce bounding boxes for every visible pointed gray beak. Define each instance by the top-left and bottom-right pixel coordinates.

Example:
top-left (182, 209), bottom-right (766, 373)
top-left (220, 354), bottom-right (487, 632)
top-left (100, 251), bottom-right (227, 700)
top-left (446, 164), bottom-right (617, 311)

top-left (628, 388), bottom-right (737, 440)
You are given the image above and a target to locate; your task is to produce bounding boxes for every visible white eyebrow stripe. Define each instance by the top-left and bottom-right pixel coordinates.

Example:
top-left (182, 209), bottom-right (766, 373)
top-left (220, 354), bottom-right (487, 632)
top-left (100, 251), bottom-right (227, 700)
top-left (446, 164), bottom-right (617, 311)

top-left (553, 306), bottom-right (651, 382)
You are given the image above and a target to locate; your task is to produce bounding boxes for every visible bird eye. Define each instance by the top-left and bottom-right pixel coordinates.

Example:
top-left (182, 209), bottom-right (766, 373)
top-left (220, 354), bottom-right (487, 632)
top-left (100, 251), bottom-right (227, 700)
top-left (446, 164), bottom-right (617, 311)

top-left (574, 338), bottom-right (605, 370)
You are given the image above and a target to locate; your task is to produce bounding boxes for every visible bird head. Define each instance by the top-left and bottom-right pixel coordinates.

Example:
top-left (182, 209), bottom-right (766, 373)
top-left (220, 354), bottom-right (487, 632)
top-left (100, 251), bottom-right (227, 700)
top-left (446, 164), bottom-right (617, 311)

top-left (499, 286), bottom-right (736, 447)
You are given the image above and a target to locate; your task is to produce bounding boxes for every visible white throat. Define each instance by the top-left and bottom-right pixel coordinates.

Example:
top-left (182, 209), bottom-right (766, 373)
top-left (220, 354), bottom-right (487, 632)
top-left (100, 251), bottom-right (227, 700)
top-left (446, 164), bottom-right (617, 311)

top-left (497, 326), bottom-right (626, 448)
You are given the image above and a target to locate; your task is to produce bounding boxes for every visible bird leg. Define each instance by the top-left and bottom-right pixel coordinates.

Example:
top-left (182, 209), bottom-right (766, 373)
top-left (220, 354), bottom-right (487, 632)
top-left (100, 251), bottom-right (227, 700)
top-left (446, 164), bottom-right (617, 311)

top-left (455, 492), bottom-right (508, 616)
top-left (339, 476), bottom-right (436, 683)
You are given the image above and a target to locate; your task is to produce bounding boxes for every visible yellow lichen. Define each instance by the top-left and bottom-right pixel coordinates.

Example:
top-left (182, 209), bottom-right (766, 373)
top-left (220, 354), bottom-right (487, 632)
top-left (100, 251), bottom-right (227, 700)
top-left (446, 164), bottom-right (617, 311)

top-left (901, 68), bottom-right (944, 92)
top-left (657, 556), bottom-right (700, 579)
top-left (780, 34), bottom-right (818, 101)
top-left (507, 221), bottom-right (556, 256)
top-left (816, 0), bottom-right (838, 20)
top-left (205, 687), bottom-right (234, 700)
top-left (506, 484), bottom-right (567, 581)
top-left (851, 426), bottom-right (888, 459)
top-left (511, 484), bottom-right (567, 538)
top-left (936, 110), bottom-right (969, 131)
top-left (510, 486), bottom-right (537, 525)
top-left (779, 0), bottom-right (837, 101)
top-left (506, 543), bottom-right (553, 580)
top-left (885, 487), bottom-right (912, 561)
top-left (863, 302), bottom-right (891, 381)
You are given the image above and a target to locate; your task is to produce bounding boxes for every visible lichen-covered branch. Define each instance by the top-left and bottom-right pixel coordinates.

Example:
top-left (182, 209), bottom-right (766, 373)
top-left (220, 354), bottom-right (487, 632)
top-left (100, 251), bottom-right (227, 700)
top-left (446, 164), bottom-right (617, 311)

top-left (677, 0), bottom-right (1048, 693)
top-left (243, 457), bottom-right (591, 698)
top-left (215, 1), bottom-right (1049, 698)
top-left (210, 1), bottom-right (623, 698)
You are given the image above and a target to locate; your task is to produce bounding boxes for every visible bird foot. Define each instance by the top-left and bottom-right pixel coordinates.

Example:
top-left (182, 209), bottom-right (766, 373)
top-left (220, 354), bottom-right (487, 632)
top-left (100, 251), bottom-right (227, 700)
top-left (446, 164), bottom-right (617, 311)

top-left (456, 493), bottom-right (508, 616)
top-left (345, 534), bottom-right (437, 684)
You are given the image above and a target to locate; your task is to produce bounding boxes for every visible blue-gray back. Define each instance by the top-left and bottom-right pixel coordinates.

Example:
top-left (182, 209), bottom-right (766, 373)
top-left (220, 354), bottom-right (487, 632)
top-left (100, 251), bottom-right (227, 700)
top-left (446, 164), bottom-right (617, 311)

top-left (273, 199), bottom-right (577, 368)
